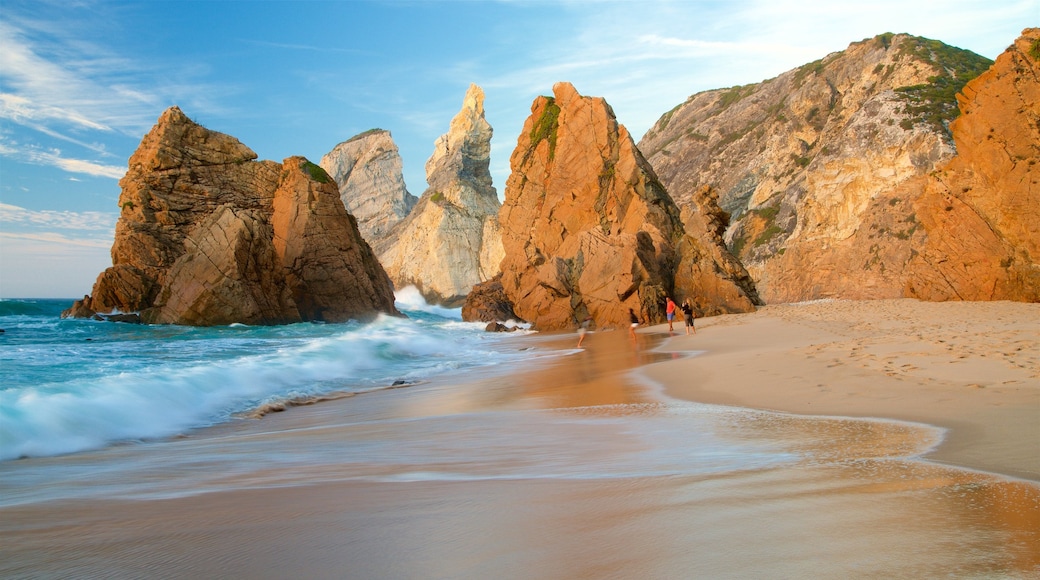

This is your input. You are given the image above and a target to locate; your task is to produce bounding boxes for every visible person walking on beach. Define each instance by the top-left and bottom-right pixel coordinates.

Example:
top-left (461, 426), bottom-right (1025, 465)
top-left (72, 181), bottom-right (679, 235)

top-left (665, 297), bottom-right (677, 331)
top-left (628, 308), bottom-right (640, 341)
top-left (577, 316), bottom-right (592, 347)
top-left (681, 298), bottom-right (696, 335)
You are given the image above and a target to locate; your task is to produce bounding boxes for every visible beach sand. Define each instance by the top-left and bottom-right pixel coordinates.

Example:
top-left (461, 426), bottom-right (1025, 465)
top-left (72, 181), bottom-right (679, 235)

top-left (2, 299), bottom-right (1038, 578)
top-left (642, 298), bottom-right (1040, 482)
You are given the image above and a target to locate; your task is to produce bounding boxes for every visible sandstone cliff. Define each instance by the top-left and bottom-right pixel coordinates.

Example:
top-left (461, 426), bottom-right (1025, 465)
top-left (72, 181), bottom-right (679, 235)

top-left (374, 84), bottom-right (503, 306)
top-left (905, 28), bottom-right (1040, 301)
top-left (319, 129), bottom-right (417, 241)
top-left (496, 82), bottom-right (759, 331)
top-left (639, 33), bottom-right (996, 303)
top-left (64, 107), bottom-right (399, 325)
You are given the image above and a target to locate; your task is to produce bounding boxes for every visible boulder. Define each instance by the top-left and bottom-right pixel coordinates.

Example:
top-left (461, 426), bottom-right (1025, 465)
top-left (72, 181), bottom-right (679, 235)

top-left (461, 275), bottom-right (522, 323)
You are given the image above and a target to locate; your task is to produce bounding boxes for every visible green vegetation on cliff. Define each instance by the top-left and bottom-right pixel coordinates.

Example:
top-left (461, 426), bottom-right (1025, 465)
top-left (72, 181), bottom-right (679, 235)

top-left (302, 160), bottom-right (333, 183)
top-left (530, 98), bottom-right (561, 161)
top-left (893, 36), bottom-right (993, 134)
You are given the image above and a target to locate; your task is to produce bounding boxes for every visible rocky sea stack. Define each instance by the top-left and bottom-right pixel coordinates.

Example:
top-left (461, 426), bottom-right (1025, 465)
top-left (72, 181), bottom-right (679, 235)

top-left (373, 84), bottom-right (504, 306)
top-left (63, 107), bottom-right (400, 325)
top-left (319, 129), bottom-right (418, 242)
top-left (494, 82), bottom-right (758, 331)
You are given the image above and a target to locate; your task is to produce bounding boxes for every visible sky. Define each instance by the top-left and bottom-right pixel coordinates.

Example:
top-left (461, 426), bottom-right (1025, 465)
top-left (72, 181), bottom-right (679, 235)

top-left (0, 0), bottom-right (1035, 298)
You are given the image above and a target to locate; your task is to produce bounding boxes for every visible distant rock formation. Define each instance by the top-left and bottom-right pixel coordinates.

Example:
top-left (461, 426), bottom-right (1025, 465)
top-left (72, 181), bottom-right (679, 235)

top-left (374, 84), bottom-right (503, 306)
top-left (319, 129), bottom-right (417, 241)
top-left (496, 82), bottom-right (758, 331)
top-left (63, 107), bottom-right (399, 325)
top-left (639, 32), bottom-right (996, 302)
top-left (905, 28), bottom-right (1040, 301)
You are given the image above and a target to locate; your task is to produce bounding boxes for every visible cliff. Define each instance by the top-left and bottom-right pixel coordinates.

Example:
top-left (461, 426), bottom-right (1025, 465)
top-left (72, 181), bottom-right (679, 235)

top-left (319, 129), bottom-right (417, 241)
top-left (638, 32), bottom-right (997, 302)
top-left (496, 82), bottom-right (758, 331)
top-left (374, 84), bottom-right (503, 306)
top-left (905, 28), bottom-right (1040, 301)
top-left (63, 107), bottom-right (400, 325)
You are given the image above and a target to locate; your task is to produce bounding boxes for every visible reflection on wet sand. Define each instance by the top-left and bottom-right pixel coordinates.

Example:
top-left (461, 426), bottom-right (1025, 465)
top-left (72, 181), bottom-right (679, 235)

top-left (0, 328), bottom-right (1037, 578)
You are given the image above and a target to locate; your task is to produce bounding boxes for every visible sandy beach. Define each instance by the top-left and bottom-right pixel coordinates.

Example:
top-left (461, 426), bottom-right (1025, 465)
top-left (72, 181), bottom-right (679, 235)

top-left (642, 298), bottom-right (1040, 482)
top-left (2, 299), bottom-right (1038, 578)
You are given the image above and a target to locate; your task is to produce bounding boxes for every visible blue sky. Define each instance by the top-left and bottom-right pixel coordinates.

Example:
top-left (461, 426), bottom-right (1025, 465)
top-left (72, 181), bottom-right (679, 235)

top-left (1, 0), bottom-right (1035, 298)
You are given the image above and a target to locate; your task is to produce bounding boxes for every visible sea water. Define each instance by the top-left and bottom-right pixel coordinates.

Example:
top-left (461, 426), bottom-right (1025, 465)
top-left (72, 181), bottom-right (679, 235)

top-left (0, 288), bottom-right (532, 462)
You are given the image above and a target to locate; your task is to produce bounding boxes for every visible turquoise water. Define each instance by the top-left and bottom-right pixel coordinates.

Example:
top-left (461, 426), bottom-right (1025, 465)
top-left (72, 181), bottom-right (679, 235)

top-left (0, 289), bottom-right (532, 461)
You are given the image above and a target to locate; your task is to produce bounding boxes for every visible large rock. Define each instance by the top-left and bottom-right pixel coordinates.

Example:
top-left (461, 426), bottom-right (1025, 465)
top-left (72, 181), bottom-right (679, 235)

top-left (319, 129), bottom-right (417, 241)
top-left (63, 107), bottom-right (400, 325)
top-left (905, 28), bottom-right (1040, 301)
top-left (461, 275), bottom-right (522, 323)
top-left (497, 82), bottom-right (758, 331)
top-left (374, 84), bottom-right (503, 306)
top-left (639, 33), bottom-right (995, 302)
top-left (675, 185), bottom-right (761, 316)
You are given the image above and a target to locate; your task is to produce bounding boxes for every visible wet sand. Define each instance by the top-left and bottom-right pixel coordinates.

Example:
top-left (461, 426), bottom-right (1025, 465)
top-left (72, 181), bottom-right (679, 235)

top-left (2, 300), bottom-right (1038, 578)
top-left (642, 298), bottom-right (1040, 481)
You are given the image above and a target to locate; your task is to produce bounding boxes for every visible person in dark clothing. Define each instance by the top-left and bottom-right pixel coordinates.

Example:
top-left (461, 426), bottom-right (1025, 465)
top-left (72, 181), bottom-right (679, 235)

top-left (681, 299), bottom-right (696, 335)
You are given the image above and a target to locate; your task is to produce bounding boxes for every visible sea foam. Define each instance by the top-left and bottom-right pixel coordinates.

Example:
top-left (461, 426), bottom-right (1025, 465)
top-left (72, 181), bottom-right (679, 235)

top-left (0, 290), bottom-right (527, 461)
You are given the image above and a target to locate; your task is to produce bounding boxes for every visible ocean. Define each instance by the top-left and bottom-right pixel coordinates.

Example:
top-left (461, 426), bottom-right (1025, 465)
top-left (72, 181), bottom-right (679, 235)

top-left (0, 289), bottom-right (534, 462)
top-left (1, 291), bottom-right (1038, 578)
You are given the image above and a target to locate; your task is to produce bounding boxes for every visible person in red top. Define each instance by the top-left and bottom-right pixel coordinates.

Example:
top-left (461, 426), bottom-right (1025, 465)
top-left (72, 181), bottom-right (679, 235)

top-left (665, 297), bottom-right (677, 331)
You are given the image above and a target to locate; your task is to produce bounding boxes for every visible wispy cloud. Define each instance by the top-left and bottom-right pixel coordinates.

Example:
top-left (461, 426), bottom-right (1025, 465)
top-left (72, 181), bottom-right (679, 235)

top-left (0, 12), bottom-right (230, 171)
top-left (0, 202), bottom-right (117, 232)
top-left (0, 136), bottom-right (126, 178)
top-left (0, 230), bottom-right (113, 249)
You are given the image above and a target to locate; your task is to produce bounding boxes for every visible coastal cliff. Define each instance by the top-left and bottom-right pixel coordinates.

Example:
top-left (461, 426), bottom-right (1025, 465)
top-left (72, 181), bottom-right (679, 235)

top-left (495, 82), bottom-right (758, 330)
top-left (905, 28), bottom-right (1040, 301)
top-left (319, 129), bottom-right (418, 241)
top-left (639, 32), bottom-right (1005, 302)
top-left (64, 107), bottom-right (399, 325)
top-left (374, 84), bottom-right (503, 306)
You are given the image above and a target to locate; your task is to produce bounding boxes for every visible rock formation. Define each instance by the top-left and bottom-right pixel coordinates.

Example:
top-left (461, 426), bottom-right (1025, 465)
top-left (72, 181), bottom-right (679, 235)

top-left (460, 275), bottom-right (522, 323)
top-left (63, 107), bottom-right (399, 325)
top-left (905, 28), bottom-right (1040, 301)
top-left (374, 84), bottom-right (503, 306)
top-left (319, 129), bottom-right (417, 241)
top-left (496, 82), bottom-right (759, 331)
top-left (639, 33), bottom-right (996, 302)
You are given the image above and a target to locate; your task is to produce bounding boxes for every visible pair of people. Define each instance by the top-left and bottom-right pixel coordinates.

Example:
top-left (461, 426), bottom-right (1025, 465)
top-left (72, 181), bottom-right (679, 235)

top-left (666, 297), bottom-right (697, 334)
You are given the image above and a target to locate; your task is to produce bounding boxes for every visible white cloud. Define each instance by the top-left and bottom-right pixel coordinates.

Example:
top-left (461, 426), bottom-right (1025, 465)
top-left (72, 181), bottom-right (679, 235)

top-left (0, 203), bottom-right (117, 232)
top-left (47, 155), bottom-right (126, 179)
top-left (0, 132), bottom-right (126, 179)
top-left (0, 230), bottom-right (112, 248)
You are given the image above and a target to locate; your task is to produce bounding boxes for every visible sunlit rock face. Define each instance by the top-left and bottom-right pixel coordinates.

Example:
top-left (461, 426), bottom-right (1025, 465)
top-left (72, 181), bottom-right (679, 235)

top-left (497, 82), bottom-right (758, 331)
top-left (64, 106), bottom-right (399, 325)
top-left (639, 32), bottom-right (1024, 303)
top-left (905, 28), bottom-right (1040, 302)
top-left (374, 83), bottom-right (504, 306)
top-left (320, 129), bottom-right (417, 242)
